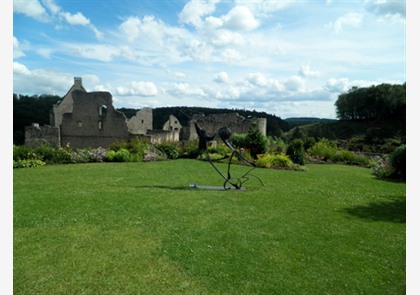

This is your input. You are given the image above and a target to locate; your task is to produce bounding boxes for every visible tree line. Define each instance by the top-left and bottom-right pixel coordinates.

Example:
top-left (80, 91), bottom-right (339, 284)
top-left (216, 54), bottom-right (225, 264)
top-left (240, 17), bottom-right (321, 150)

top-left (334, 83), bottom-right (405, 122)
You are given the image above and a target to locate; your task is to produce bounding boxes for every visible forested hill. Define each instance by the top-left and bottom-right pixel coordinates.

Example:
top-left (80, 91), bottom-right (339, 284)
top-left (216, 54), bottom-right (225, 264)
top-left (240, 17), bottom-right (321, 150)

top-left (118, 106), bottom-right (288, 137)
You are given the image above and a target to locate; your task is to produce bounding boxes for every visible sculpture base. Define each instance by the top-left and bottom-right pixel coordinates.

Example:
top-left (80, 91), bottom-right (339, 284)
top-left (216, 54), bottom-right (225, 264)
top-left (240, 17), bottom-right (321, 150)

top-left (189, 184), bottom-right (246, 191)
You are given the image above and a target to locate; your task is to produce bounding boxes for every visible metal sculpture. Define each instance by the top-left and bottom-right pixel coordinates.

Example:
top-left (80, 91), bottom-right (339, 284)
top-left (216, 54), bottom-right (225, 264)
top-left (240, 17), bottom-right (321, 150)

top-left (192, 122), bottom-right (263, 190)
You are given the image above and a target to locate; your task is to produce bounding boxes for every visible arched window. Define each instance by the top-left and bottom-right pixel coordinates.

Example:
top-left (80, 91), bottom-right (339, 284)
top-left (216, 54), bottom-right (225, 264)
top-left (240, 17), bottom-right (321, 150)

top-left (99, 105), bottom-right (107, 116)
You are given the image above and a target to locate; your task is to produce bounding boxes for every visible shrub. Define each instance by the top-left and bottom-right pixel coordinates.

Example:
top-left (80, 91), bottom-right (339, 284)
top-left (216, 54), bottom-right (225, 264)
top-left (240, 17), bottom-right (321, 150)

top-left (71, 147), bottom-right (107, 163)
top-left (286, 139), bottom-right (305, 165)
top-left (13, 145), bottom-right (37, 161)
top-left (143, 146), bottom-right (167, 162)
top-left (330, 150), bottom-right (371, 167)
top-left (105, 148), bottom-right (131, 162)
top-left (179, 140), bottom-right (200, 159)
top-left (245, 124), bottom-right (267, 159)
top-left (231, 134), bottom-right (248, 149)
top-left (13, 159), bottom-right (46, 168)
top-left (271, 154), bottom-right (293, 168)
top-left (307, 138), bottom-right (337, 160)
top-left (256, 154), bottom-right (273, 168)
top-left (371, 156), bottom-right (394, 179)
top-left (266, 136), bottom-right (286, 154)
top-left (109, 138), bottom-right (147, 160)
top-left (156, 142), bottom-right (180, 159)
top-left (389, 144), bottom-right (406, 180)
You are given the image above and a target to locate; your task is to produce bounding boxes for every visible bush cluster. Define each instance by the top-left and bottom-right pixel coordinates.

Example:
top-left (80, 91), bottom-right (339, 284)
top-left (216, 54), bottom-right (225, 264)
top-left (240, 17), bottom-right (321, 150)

top-left (307, 138), bottom-right (372, 167)
top-left (372, 145), bottom-right (405, 180)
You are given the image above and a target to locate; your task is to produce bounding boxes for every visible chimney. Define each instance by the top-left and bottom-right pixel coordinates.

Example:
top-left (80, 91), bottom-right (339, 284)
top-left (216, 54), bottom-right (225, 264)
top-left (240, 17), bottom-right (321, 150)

top-left (74, 77), bottom-right (83, 87)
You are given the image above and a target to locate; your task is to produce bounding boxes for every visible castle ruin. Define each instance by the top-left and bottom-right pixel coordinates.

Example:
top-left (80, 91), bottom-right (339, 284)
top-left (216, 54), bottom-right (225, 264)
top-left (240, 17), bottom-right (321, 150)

top-left (25, 77), bottom-right (267, 148)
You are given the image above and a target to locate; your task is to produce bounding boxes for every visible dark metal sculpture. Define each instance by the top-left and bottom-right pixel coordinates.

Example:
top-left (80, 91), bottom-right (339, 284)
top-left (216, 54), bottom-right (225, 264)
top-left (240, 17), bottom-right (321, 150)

top-left (193, 122), bottom-right (263, 190)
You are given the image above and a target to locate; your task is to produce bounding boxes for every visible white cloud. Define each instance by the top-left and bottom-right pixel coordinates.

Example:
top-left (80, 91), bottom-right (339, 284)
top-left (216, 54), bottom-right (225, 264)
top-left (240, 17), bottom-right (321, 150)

top-left (246, 73), bottom-right (268, 87)
top-left (60, 11), bottom-right (104, 40)
top-left (116, 81), bottom-right (158, 97)
top-left (178, 0), bottom-right (220, 29)
top-left (222, 48), bottom-right (242, 62)
top-left (163, 82), bottom-right (207, 97)
top-left (13, 0), bottom-right (48, 22)
top-left (221, 6), bottom-right (259, 31)
top-left (324, 78), bottom-right (350, 93)
top-left (327, 12), bottom-right (363, 33)
top-left (173, 71), bottom-right (187, 79)
top-left (234, 0), bottom-right (296, 17)
top-left (284, 76), bottom-right (305, 92)
top-left (13, 62), bottom-right (31, 76)
top-left (60, 12), bottom-right (89, 26)
top-left (365, 0), bottom-right (405, 19)
top-left (299, 65), bottom-right (321, 78)
top-left (214, 72), bottom-right (230, 83)
top-left (14, 0), bottom-right (103, 40)
top-left (13, 37), bottom-right (28, 58)
top-left (209, 30), bottom-right (245, 47)
top-left (66, 43), bottom-right (119, 62)
top-left (42, 0), bottom-right (61, 15)
top-left (13, 62), bottom-right (101, 95)
top-left (119, 17), bottom-right (143, 43)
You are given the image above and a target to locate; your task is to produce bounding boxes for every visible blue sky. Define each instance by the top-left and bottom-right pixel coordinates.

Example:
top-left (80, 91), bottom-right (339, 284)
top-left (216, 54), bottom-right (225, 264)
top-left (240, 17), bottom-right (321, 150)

top-left (13, 0), bottom-right (406, 119)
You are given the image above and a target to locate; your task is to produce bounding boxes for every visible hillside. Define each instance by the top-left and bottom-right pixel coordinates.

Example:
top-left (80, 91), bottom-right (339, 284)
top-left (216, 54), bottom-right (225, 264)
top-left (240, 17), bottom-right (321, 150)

top-left (284, 117), bottom-right (337, 130)
top-left (284, 119), bottom-right (405, 153)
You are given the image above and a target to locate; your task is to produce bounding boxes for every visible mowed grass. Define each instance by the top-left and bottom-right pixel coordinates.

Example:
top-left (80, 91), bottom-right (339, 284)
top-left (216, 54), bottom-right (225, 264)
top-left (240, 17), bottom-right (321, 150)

top-left (14, 160), bottom-right (405, 294)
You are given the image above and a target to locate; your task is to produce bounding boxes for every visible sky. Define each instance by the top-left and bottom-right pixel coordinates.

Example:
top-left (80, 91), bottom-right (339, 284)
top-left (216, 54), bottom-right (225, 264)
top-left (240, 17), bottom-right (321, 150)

top-left (13, 0), bottom-right (406, 119)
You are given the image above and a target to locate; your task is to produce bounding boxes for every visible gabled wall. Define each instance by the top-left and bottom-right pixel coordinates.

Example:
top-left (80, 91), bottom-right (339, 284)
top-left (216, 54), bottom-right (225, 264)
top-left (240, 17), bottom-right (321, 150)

top-left (51, 77), bottom-right (86, 128)
top-left (60, 90), bottom-right (130, 148)
top-left (127, 108), bottom-right (153, 135)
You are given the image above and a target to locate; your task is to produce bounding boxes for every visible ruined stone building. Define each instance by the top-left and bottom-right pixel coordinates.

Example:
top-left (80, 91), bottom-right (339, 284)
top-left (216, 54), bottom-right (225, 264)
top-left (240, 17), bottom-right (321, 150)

top-left (25, 77), bottom-right (267, 149)
top-left (183, 113), bottom-right (267, 142)
top-left (26, 77), bottom-right (180, 148)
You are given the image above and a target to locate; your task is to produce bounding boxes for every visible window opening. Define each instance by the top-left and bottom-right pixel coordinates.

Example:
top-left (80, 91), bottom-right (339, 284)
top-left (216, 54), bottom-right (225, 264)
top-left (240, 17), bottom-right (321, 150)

top-left (99, 105), bottom-right (107, 116)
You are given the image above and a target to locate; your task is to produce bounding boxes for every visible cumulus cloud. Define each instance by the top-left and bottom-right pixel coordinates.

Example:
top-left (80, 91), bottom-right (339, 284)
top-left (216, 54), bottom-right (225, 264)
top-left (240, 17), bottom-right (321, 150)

top-left (14, 0), bottom-right (103, 40)
top-left (60, 11), bottom-right (104, 40)
top-left (214, 72), bottom-right (230, 83)
top-left (221, 6), bottom-right (259, 31)
top-left (365, 0), bottom-right (405, 19)
top-left (118, 15), bottom-right (194, 64)
top-left (64, 43), bottom-right (120, 62)
top-left (13, 0), bottom-right (48, 22)
top-left (164, 82), bottom-right (207, 97)
top-left (13, 61), bottom-right (100, 95)
top-left (178, 0), bottom-right (220, 29)
top-left (116, 81), bottom-right (158, 97)
top-left (324, 78), bottom-right (350, 93)
top-left (209, 30), bottom-right (245, 47)
top-left (60, 11), bottom-right (89, 26)
top-left (234, 0), bottom-right (296, 17)
top-left (284, 76), bottom-right (305, 92)
top-left (299, 65), bottom-right (321, 78)
top-left (13, 37), bottom-right (29, 58)
top-left (327, 12), bottom-right (363, 33)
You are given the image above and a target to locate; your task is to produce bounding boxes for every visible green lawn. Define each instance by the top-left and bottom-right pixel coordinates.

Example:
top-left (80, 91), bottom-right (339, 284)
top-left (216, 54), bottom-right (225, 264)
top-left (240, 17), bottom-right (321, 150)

top-left (14, 160), bottom-right (406, 294)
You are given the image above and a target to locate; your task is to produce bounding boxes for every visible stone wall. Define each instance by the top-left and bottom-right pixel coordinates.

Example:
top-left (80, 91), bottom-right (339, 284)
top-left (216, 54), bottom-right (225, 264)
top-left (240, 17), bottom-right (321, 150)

top-left (147, 130), bottom-right (179, 144)
top-left (51, 77), bottom-right (86, 127)
top-left (187, 113), bottom-right (267, 141)
top-left (60, 90), bottom-right (130, 148)
top-left (127, 108), bottom-right (153, 135)
top-left (25, 124), bottom-right (60, 148)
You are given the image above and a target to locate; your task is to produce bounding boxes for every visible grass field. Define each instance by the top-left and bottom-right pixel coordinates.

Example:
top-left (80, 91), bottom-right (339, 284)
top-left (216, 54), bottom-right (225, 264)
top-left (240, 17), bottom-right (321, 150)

top-left (14, 160), bottom-right (406, 294)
